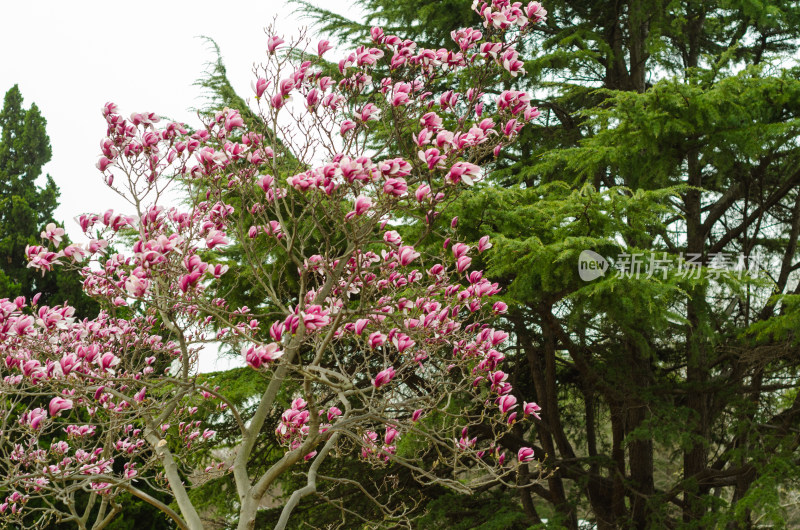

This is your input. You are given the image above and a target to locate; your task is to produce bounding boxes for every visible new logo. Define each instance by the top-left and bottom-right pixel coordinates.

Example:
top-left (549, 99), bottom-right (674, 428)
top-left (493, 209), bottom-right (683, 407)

top-left (578, 250), bottom-right (608, 281)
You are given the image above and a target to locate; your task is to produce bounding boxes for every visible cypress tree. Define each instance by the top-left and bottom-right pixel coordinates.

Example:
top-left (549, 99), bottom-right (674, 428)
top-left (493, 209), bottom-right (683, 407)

top-left (0, 85), bottom-right (97, 317)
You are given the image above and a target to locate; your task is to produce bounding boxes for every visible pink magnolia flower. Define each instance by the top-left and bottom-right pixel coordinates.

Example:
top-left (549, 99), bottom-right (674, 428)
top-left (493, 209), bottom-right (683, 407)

top-left (503, 118), bottom-right (522, 137)
top-left (210, 264), bottom-right (229, 278)
top-left (96, 156), bottom-right (113, 172)
top-left (301, 305), bottom-right (331, 331)
top-left (345, 196), bottom-right (372, 220)
top-left (62, 244), bottom-right (88, 262)
top-left (418, 148), bottom-right (446, 170)
top-left (383, 177), bottom-right (408, 196)
top-left (111, 293), bottom-right (128, 307)
top-left (270, 93), bottom-right (284, 109)
top-left (517, 447), bottom-right (535, 463)
top-left (414, 128), bottom-right (433, 147)
top-left (411, 409), bottom-right (424, 422)
top-left (102, 101), bottom-right (118, 116)
top-left (497, 394), bottom-right (517, 414)
top-left (124, 463), bottom-right (138, 479)
top-left (488, 370), bottom-right (508, 391)
top-left (370, 26), bottom-right (385, 43)
top-left (340, 120), bottom-right (357, 136)
top-left (361, 430), bottom-right (378, 455)
top-left (82, 346), bottom-right (101, 364)
top-left (51, 440), bottom-right (70, 454)
top-left (251, 78), bottom-right (269, 99)
top-left (436, 130), bottom-right (455, 149)
top-left (278, 78), bottom-right (294, 97)
top-left (415, 184), bottom-right (431, 202)
top-left (267, 35), bottom-right (285, 53)
top-left (383, 230), bottom-right (402, 245)
top-left (205, 229), bottom-right (229, 249)
top-left (392, 333), bottom-right (415, 353)
top-left (522, 401), bottom-right (542, 420)
top-left (130, 111), bottom-right (160, 126)
top-left (59, 353), bottom-right (79, 375)
top-left (125, 276), bottom-right (149, 298)
top-left (392, 91), bottom-right (410, 107)
top-left (13, 315), bottom-right (34, 336)
top-left (491, 330), bottom-right (509, 346)
top-left (25, 245), bottom-right (60, 271)
top-left (48, 397), bottom-right (73, 418)
top-left (317, 39), bottom-right (333, 57)
top-left (493, 301), bottom-right (508, 314)
top-left (88, 238), bottom-right (108, 254)
top-left (481, 350), bottom-right (506, 372)
top-left (23, 408), bottom-right (47, 430)
top-left (524, 106), bottom-right (541, 121)
top-left (385, 425), bottom-right (399, 445)
top-left (243, 343), bottom-right (284, 369)
top-left (451, 27), bottom-right (483, 51)
top-left (77, 214), bottom-right (98, 232)
top-left (224, 110), bottom-right (244, 132)
top-left (359, 103), bottom-right (381, 122)
top-left (439, 90), bottom-right (459, 110)
top-left (397, 245), bottom-right (420, 266)
top-left (354, 318), bottom-right (370, 335)
top-left (447, 162), bottom-right (481, 185)
top-left (497, 89), bottom-right (530, 112)
top-left (452, 242), bottom-right (470, 259)
top-left (456, 255), bottom-right (472, 273)
top-left (372, 366), bottom-right (395, 388)
top-left (41, 223), bottom-right (65, 245)
top-left (99, 352), bottom-right (120, 372)
top-left (179, 271), bottom-right (203, 293)
top-left (368, 331), bottom-right (387, 349)
top-left (379, 157), bottom-right (412, 177)
top-left (284, 313), bottom-right (300, 335)
top-left (419, 112), bottom-right (442, 130)
top-left (306, 88), bottom-right (321, 109)
top-left (456, 427), bottom-right (477, 450)
top-left (269, 320), bottom-right (283, 341)
top-left (525, 2), bottom-right (548, 23)
top-left (318, 77), bottom-right (334, 92)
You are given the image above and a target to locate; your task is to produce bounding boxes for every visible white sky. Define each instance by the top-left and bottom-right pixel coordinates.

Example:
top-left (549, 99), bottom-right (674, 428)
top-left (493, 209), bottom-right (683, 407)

top-left (1, 0), bottom-right (363, 372)
top-left (1, 0), bottom-right (360, 237)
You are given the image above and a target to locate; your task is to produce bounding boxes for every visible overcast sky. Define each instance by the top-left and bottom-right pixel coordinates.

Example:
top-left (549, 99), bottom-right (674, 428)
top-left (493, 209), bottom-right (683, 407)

top-left (1, 0), bottom-right (359, 236)
top-left (1, 0), bottom-right (361, 371)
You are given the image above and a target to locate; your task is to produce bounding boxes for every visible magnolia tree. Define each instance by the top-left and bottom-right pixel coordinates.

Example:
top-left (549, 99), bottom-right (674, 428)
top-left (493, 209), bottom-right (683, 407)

top-left (0, 1), bottom-right (547, 528)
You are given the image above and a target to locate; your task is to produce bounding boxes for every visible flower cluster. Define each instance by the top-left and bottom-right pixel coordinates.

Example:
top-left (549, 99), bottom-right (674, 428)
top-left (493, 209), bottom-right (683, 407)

top-left (3, 3), bottom-right (547, 526)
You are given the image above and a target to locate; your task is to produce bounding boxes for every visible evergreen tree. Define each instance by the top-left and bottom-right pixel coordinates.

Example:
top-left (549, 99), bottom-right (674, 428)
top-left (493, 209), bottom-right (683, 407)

top-left (290, 1), bottom-right (800, 528)
top-left (0, 85), bottom-right (96, 317)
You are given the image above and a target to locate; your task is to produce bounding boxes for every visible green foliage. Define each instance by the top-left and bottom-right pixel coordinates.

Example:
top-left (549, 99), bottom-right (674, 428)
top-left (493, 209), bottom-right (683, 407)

top-left (416, 491), bottom-right (530, 529)
top-left (103, 494), bottom-right (174, 530)
top-left (746, 294), bottom-right (800, 344)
